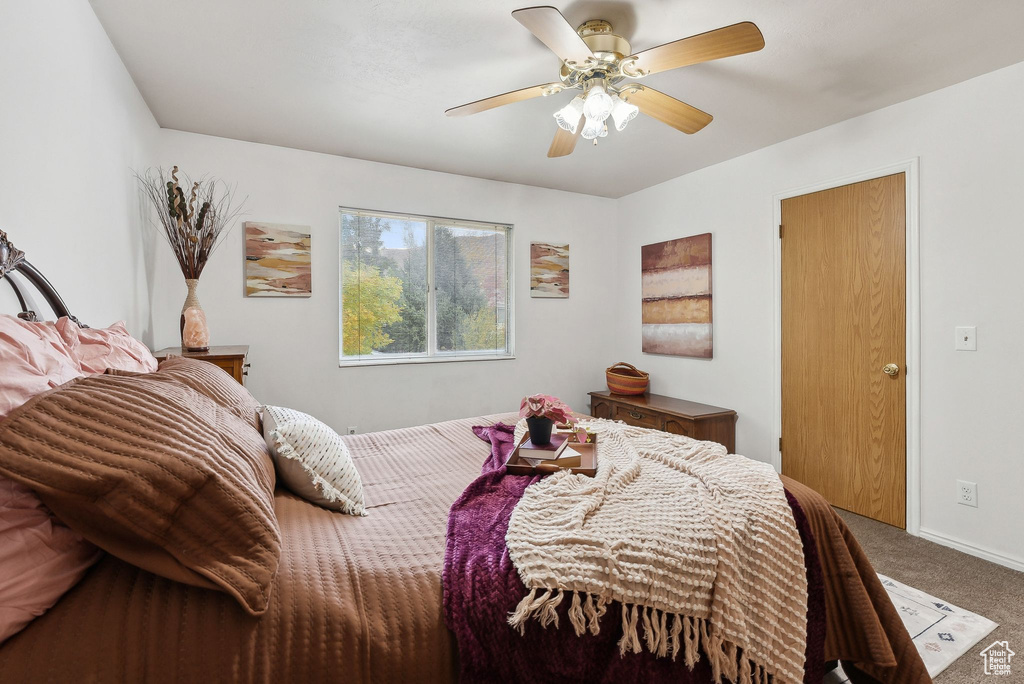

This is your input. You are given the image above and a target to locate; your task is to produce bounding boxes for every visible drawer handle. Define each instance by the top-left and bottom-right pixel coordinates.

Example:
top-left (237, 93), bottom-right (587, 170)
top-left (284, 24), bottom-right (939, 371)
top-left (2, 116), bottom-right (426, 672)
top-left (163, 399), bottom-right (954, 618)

top-left (629, 410), bottom-right (644, 420)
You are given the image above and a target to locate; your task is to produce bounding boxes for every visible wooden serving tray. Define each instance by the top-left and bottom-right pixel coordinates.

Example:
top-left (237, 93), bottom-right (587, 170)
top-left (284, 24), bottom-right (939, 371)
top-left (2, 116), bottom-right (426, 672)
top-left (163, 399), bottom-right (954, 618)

top-left (505, 430), bottom-right (598, 477)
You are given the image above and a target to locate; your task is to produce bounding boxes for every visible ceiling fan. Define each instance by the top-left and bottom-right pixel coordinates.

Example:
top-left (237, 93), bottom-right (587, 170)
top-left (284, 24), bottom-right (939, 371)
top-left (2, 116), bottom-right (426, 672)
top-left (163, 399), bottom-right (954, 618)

top-left (445, 6), bottom-right (764, 158)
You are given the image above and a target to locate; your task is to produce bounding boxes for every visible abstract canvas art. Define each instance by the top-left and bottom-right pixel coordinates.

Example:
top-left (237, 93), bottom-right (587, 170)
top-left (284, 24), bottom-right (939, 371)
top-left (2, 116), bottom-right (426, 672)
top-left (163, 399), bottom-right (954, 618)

top-left (530, 242), bottom-right (569, 298)
top-left (244, 222), bottom-right (312, 297)
top-left (641, 233), bottom-right (712, 357)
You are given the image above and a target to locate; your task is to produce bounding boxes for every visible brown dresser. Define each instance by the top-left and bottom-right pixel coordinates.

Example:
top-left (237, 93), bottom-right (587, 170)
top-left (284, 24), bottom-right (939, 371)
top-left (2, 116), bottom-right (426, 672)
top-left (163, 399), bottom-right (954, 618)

top-left (588, 391), bottom-right (737, 453)
top-left (152, 345), bottom-right (250, 385)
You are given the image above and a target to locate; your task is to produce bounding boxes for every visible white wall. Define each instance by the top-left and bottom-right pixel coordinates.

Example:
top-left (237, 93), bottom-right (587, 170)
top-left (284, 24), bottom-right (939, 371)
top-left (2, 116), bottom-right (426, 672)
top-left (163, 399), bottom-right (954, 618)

top-left (613, 61), bottom-right (1024, 567)
top-left (149, 130), bottom-right (618, 432)
top-left (0, 1), bottom-right (158, 333)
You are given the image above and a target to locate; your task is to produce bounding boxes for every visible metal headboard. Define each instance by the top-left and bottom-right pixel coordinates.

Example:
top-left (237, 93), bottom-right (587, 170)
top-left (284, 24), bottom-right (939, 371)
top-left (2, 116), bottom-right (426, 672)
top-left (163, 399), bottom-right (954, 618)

top-left (0, 230), bottom-right (86, 327)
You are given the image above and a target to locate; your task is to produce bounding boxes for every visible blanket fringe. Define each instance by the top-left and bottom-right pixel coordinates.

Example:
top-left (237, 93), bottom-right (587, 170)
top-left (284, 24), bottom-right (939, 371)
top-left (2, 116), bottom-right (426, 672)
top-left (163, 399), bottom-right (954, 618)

top-left (538, 589), bottom-right (563, 628)
top-left (739, 658), bottom-right (768, 684)
top-left (656, 608), bottom-right (669, 658)
top-left (510, 590), bottom-right (777, 684)
top-left (583, 593), bottom-right (596, 634)
top-left (642, 606), bottom-right (655, 653)
top-left (579, 592), bottom-right (608, 635)
top-left (568, 591), bottom-right (586, 636)
top-left (740, 654), bottom-right (751, 684)
top-left (616, 604), bottom-right (643, 655)
top-left (507, 587), bottom-right (538, 634)
top-left (669, 613), bottom-right (683, 661)
top-left (684, 615), bottom-right (699, 668)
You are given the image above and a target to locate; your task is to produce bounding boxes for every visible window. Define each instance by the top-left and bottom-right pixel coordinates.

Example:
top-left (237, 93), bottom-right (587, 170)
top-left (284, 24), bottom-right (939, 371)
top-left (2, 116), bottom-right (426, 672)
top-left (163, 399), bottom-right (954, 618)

top-left (339, 208), bottom-right (512, 365)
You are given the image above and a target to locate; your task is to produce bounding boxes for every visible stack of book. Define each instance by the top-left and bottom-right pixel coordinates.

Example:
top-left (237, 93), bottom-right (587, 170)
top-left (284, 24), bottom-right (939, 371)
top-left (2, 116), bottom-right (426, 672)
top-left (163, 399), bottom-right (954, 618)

top-left (517, 434), bottom-right (583, 469)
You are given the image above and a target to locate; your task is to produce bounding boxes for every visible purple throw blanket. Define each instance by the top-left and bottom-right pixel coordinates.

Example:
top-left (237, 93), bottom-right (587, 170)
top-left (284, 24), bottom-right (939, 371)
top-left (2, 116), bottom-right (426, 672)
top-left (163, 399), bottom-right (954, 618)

top-left (443, 423), bottom-right (825, 684)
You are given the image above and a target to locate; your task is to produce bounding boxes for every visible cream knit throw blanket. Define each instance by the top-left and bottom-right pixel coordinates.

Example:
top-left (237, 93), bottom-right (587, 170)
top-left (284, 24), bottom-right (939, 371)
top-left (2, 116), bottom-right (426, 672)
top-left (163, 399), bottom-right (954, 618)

top-left (505, 419), bottom-right (808, 684)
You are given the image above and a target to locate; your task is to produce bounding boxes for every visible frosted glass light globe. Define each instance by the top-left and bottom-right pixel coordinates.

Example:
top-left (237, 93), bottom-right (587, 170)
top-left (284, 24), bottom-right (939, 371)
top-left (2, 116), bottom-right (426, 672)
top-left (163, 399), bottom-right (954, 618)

top-left (583, 83), bottom-right (614, 123)
top-left (610, 94), bottom-right (639, 131)
top-left (553, 95), bottom-right (585, 133)
top-left (580, 116), bottom-right (603, 140)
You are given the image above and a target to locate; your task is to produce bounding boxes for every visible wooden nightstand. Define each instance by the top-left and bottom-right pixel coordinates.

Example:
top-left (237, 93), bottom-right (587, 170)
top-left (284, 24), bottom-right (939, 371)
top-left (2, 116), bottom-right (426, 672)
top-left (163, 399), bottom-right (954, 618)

top-left (152, 345), bottom-right (250, 385)
top-left (588, 391), bottom-right (737, 453)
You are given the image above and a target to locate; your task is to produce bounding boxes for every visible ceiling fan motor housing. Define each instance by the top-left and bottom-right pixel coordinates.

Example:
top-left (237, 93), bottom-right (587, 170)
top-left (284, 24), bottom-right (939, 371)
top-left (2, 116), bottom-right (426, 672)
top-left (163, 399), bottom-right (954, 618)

top-left (577, 20), bottom-right (631, 60)
top-left (558, 20), bottom-right (635, 88)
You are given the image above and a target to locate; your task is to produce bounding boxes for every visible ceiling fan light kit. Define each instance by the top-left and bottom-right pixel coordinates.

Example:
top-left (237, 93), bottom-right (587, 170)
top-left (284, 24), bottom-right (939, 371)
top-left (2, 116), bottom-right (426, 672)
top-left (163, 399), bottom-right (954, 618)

top-left (445, 6), bottom-right (765, 158)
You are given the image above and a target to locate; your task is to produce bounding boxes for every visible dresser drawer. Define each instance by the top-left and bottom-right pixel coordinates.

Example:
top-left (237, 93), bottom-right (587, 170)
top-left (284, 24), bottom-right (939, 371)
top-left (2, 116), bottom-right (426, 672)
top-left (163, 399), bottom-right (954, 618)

top-left (663, 417), bottom-right (695, 438)
top-left (207, 358), bottom-right (245, 384)
top-left (591, 399), bottom-right (614, 420)
top-left (209, 358), bottom-right (238, 374)
top-left (613, 405), bottom-right (661, 430)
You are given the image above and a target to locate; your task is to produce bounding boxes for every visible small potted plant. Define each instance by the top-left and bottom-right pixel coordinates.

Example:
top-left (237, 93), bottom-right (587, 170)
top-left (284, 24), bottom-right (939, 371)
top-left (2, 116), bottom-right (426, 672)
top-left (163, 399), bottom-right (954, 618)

top-left (520, 394), bottom-right (576, 446)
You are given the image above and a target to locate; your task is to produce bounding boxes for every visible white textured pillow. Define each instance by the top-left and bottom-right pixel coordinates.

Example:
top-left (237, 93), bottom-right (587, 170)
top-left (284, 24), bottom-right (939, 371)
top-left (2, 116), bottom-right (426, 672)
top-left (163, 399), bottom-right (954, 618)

top-left (261, 406), bottom-right (366, 516)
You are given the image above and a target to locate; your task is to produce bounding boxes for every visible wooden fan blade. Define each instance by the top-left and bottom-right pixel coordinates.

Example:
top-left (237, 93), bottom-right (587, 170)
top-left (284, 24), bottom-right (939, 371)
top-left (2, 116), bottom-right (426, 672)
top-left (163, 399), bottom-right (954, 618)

top-left (548, 114), bottom-right (584, 157)
top-left (628, 22), bottom-right (764, 76)
top-left (446, 82), bottom-right (563, 117)
top-left (512, 6), bottom-right (595, 67)
top-left (623, 85), bottom-right (713, 134)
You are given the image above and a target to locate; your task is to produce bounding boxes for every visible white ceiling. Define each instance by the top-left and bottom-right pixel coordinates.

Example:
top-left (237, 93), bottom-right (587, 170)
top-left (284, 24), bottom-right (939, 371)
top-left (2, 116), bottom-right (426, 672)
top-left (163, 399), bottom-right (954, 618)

top-left (90, 0), bottom-right (1024, 198)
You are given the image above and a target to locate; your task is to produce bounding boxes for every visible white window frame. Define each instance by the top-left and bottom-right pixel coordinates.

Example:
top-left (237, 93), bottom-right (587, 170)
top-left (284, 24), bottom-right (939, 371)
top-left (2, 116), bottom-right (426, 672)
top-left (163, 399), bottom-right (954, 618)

top-left (338, 207), bottom-right (515, 367)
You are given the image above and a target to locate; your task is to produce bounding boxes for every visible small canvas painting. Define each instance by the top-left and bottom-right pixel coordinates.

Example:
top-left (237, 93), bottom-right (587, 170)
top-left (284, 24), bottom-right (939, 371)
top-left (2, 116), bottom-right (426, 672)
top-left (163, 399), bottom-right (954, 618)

top-left (641, 233), bottom-right (712, 358)
top-left (245, 222), bottom-right (312, 297)
top-left (530, 242), bottom-right (569, 298)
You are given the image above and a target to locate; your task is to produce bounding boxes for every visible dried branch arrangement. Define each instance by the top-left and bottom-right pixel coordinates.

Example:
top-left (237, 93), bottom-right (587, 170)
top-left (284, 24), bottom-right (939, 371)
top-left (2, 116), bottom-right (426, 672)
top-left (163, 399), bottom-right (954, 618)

top-left (136, 166), bottom-right (245, 279)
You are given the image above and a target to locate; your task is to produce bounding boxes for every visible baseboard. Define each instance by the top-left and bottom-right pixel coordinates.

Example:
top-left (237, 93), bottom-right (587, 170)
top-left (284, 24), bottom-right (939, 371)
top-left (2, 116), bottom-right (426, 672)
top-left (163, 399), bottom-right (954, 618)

top-left (918, 527), bottom-right (1024, 573)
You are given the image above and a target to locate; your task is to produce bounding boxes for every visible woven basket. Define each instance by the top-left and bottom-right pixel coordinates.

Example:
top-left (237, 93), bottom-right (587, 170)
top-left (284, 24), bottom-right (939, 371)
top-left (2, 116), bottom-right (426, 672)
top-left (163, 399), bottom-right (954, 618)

top-left (605, 362), bottom-right (649, 395)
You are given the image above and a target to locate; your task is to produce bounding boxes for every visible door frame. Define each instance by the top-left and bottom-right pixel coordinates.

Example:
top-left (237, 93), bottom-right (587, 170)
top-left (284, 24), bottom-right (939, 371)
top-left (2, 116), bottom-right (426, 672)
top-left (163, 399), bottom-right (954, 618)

top-left (771, 159), bottom-right (921, 534)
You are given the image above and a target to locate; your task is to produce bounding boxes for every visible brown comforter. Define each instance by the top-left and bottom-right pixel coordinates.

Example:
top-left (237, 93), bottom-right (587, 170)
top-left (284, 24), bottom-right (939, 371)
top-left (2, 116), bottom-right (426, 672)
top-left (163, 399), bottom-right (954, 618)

top-left (0, 414), bottom-right (926, 683)
top-left (782, 477), bottom-right (930, 683)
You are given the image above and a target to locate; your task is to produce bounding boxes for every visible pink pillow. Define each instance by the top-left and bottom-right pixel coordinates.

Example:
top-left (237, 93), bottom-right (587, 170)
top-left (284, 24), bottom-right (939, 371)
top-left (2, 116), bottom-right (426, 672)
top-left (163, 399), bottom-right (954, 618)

top-left (56, 318), bottom-right (157, 374)
top-left (0, 314), bottom-right (84, 420)
top-left (0, 478), bottom-right (101, 643)
top-left (0, 315), bottom-right (100, 643)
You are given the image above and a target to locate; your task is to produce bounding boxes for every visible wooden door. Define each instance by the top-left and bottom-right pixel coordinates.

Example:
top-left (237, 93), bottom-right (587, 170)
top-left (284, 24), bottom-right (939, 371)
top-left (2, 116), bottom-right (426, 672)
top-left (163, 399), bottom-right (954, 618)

top-left (781, 173), bottom-right (906, 527)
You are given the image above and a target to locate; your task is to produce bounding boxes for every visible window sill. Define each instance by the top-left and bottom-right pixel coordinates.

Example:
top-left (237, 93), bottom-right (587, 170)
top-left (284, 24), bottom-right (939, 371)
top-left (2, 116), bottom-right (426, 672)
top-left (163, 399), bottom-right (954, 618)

top-left (338, 354), bottom-right (516, 368)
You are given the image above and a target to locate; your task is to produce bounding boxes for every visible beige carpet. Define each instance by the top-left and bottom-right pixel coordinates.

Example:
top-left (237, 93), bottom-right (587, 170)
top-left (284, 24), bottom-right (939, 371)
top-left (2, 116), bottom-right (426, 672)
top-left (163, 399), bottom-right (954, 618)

top-left (836, 509), bottom-right (1023, 683)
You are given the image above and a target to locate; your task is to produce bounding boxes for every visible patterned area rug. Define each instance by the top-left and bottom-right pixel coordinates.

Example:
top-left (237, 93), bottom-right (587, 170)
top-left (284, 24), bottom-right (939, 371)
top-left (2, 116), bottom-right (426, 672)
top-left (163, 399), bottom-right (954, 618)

top-left (824, 573), bottom-right (998, 682)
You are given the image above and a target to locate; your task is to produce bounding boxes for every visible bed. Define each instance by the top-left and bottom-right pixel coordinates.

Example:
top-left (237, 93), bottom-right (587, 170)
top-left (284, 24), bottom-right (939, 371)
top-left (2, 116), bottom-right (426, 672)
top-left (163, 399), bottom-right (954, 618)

top-left (0, 232), bottom-right (928, 683)
top-left (0, 414), bottom-right (504, 682)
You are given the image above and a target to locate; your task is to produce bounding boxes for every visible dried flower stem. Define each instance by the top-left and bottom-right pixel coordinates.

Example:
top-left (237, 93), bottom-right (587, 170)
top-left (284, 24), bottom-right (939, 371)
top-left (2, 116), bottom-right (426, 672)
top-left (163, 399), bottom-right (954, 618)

top-left (136, 166), bottom-right (245, 280)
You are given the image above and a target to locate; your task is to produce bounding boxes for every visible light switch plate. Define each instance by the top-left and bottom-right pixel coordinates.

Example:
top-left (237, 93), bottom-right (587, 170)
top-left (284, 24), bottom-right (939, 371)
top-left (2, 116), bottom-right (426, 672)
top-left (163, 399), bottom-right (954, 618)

top-left (955, 326), bottom-right (977, 351)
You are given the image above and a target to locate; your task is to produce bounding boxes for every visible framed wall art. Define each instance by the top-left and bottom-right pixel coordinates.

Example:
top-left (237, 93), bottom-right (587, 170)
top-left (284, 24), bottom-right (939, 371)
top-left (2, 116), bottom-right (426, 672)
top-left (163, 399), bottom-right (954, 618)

top-left (641, 233), bottom-right (712, 357)
top-left (530, 242), bottom-right (569, 298)
top-left (244, 222), bottom-right (312, 297)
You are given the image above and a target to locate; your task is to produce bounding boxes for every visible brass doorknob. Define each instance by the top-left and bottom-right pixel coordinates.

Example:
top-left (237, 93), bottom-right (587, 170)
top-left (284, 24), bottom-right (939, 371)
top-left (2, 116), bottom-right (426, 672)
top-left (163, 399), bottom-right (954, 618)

top-left (882, 363), bottom-right (900, 377)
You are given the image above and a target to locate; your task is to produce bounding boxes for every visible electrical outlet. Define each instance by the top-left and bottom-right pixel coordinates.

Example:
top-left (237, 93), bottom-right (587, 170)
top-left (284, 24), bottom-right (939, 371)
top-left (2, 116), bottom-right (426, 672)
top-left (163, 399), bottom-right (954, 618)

top-left (347, 426), bottom-right (357, 435)
top-left (957, 480), bottom-right (978, 507)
